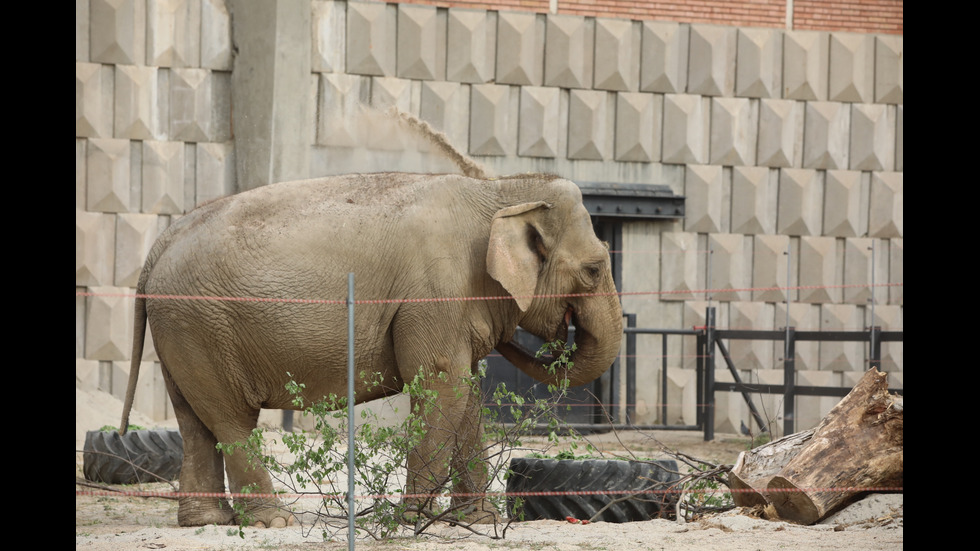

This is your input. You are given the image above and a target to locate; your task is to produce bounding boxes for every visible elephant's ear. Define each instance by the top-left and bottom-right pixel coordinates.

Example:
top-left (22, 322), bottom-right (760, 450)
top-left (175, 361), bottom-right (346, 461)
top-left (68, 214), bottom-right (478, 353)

top-left (487, 202), bottom-right (551, 311)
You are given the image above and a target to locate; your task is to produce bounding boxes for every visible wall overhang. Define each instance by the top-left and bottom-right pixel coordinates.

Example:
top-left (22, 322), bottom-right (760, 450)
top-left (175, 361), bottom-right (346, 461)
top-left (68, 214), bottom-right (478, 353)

top-left (577, 181), bottom-right (685, 221)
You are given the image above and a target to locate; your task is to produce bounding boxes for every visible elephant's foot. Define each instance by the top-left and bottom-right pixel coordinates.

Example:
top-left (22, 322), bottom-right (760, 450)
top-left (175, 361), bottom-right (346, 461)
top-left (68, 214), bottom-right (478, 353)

top-left (177, 496), bottom-right (236, 527)
top-left (234, 497), bottom-right (296, 528)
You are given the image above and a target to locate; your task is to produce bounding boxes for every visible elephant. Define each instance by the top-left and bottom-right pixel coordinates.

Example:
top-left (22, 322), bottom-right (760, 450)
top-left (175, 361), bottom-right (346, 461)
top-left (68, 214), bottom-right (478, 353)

top-left (119, 171), bottom-right (623, 527)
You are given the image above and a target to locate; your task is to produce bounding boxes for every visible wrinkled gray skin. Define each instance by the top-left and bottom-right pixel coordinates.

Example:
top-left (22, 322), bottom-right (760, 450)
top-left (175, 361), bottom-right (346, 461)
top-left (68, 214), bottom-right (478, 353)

top-left (120, 172), bottom-right (623, 527)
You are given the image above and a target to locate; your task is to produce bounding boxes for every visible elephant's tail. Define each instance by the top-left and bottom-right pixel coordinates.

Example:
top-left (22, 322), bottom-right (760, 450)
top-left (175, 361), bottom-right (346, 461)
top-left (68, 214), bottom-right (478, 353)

top-left (119, 290), bottom-right (148, 436)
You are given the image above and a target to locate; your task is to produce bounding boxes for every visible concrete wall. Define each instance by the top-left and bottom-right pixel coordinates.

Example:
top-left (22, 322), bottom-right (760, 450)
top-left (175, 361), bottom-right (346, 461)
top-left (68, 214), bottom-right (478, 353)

top-left (76, 0), bottom-right (903, 436)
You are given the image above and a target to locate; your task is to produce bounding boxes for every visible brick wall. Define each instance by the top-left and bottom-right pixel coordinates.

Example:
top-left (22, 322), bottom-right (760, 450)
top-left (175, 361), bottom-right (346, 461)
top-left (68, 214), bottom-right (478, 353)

top-left (385, 0), bottom-right (903, 34)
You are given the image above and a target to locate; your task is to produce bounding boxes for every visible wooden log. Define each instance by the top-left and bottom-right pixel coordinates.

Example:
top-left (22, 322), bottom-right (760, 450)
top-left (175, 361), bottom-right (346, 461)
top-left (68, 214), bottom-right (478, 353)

top-left (729, 429), bottom-right (814, 507)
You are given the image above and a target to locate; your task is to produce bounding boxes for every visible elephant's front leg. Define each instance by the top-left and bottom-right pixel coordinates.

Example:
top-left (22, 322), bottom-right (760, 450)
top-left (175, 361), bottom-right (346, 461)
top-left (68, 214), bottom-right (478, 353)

top-left (447, 374), bottom-right (501, 524)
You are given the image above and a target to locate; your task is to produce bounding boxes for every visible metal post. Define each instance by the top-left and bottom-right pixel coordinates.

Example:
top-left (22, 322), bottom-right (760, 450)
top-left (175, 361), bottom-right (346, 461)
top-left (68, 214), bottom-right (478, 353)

top-left (704, 306), bottom-right (716, 441)
top-left (783, 242), bottom-right (794, 435)
top-left (347, 273), bottom-right (355, 550)
top-left (869, 240), bottom-right (879, 371)
top-left (625, 314), bottom-right (636, 425)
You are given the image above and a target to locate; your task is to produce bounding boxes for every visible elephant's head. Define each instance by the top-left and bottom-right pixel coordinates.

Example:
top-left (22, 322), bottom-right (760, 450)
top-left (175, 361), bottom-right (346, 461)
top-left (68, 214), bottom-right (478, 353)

top-left (487, 176), bottom-right (623, 387)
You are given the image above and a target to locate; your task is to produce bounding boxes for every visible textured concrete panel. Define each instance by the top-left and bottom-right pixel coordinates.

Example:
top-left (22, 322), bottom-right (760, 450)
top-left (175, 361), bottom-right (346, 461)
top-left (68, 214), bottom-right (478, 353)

top-left (90, 0), bottom-right (146, 65)
top-left (640, 21), bottom-right (688, 93)
top-left (752, 234), bottom-right (788, 303)
top-left (795, 370), bottom-right (842, 430)
top-left (728, 301), bottom-right (775, 370)
top-left (312, 0), bottom-right (345, 73)
top-left (201, 0), bottom-right (232, 70)
top-left (783, 30), bottom-right (828, 100)
top-left (869, 172), bottom-right (903, 238)
top-left (775, 302), bottom-right (820, 370)
top-left (346, 0), bottom-right (395, 76)
top-left (77, 139), bottom-right (87, 208)
top-left (170, 68), bottom-right (212, 142)
top-left (709, 97), bottom-right (758, 166)
top-left (87, 138), bottom-right (132, 213)
top-left (842, 237), bottom-right (884, 306)
top-left (889, 238), bottom-right (903, 306)
top-left (146, 0), bottom-right (200, 67)
top-left (735, 27), bottom-right (782, 99)
top-left (195, 142), bottom-right (234, 206)
top-left (683, 164), bottom-right (723, 233)
top-left (895, 105), bottom-right (903, 171)
top-left (115, 213), bottom-right (159, 287)
top-left (316, 73), bottom-right (369, 147)
top-left (614, 92), bottom-right (659, 162)
top-left (369, 78), bottom-right (415, 151)
top-left (681, 301), bottom-right (716, 370)
top-left (114, 65), bottom-right (162, 140)
top-left (870, 304), bottom-right (902, 372)
top-left (567, 90), bottom-right (610, 160)
top-left (687, 24), bottom-right (736, 97)
top-left (446, 8), bottom-right (495, 83)
top-left (544, 14), bottom-right (593, 89)
top-left (731, 166), bottom-right (774, 235)
top-left (495, 11), bottom-right (543, 86)
top-left (77, 0), bottom-right (90, 61)
top-left (594, 18), bottom-right (639, 91)
top-left (518, 86), bottom-right (560, 158)
top-left (799, 236), bottom-right (838, 304)
top-left (397, 4), bottom-right (444, 81)
top-left (76, 62), bottom-right (114, 138)
top-left (469, 84), bottom-right (515, 156)
top-left (708, 233), bottom-right (749, 302)
top-left (828, 33), bottom-right (873, 103)
top-left (142, 140), bottom-right (184, 214)
top-left (875, 35), bottom-right (903, 104)
top-left (660, 232), bottom-right (698, 302)
top-left (803, 101), bottom-right (849, 169)
top-left (819, 304), bottom-right (863, 371)
top-left (112, 360), bottom-right (170, 420)
top-left (777, 168), bottom-right (821, 236)
top-left (76, 210), bottom-right (116, 287)
top-left (849, 103), bottom-right (895, 171)
top-left (662, 94), bottom-right (708, 164)
top-left (419, 81), bottom-right (469, 156)
top-left (822, 170), bottom-right (863, 237)
top-left (664, 368), bottom-right (698, 426)
top-left (756, 99), bottom-right (802, 168)
top-left (76, 358), bottom-right (101, 391)
top-left (84, 286), bottom-right (135, 360)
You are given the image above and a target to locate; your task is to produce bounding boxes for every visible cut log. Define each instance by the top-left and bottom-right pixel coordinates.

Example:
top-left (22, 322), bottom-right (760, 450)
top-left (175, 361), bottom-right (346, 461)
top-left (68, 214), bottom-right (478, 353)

top-left (728, 368), bottom-right (903, 524)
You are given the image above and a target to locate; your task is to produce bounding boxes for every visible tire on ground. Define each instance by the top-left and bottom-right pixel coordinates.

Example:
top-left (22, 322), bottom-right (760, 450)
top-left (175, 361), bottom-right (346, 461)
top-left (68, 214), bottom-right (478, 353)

top-left (83, 429), bottom-right (183, 485)
top-left (506, 457), bottom-right (680, 523)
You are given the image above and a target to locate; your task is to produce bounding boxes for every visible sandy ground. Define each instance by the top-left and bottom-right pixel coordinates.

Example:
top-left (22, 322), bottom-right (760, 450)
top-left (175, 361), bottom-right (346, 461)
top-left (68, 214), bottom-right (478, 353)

top-left (76, 388), bottom-right (902, 550)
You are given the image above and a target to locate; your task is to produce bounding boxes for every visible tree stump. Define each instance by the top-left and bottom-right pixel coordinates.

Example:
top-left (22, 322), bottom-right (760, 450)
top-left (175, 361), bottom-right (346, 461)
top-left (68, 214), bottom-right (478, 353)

top-left (728, 368), bottom-right (903, 524)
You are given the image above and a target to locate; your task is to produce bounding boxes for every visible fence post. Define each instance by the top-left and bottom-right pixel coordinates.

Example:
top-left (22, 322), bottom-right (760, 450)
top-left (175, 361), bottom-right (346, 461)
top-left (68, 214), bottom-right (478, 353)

top-left (783, 326), bottom-right (796, 436)
top-left (347, 273), bottom-right (355, 550)
top-left (625, 314), bottom-right (636, 425)
top-left (703, 306), bottom-right (716, 441)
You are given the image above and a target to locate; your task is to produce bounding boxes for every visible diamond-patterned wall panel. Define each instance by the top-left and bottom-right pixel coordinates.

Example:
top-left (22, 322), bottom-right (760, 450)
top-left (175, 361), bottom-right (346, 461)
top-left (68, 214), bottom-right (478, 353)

top-left (799, 236), bottom-right (838, 304)
top-left (446, 8), bottom-right (495, 83)
top-left (170, 68), bottom-right (212, 142)
top-left (369, 77), bottom-right (416, 150)
top-left (567, 90), bottom-right (610, 160)
top-left (640, 21), bottom-right (688, 93)
top-left (76, 210), bottom-right (116, 287)
top-left (662, 94), bottom-right (708, 164)
top-left (775, 302), bottom-right (820, 371)
top-left (819, 304), bottom-right (863, 371)
top-left (683, 164), bottom-right (723, 233)
top-left (875, 35), bottom-right (903, 104)
top-left (709, 97), bottom-right (757, 166)
top-left (735, 27), bottom-right (782, 99)
top-left (469, 84), bottom-right (515, 156)
top-left (708, 233), bottom-right (749, 302)
top-left (842, 237), bottom-right (886, 306)
top-left (312, 0), bottom-right (345, 73)
top-left (895, 106), bottom-right (903, 171)
top-left (869, 172), bottom-right (903, 238)
top-left (420, 81), bottom-right (469, 156)
top-left (783, 30), bottom-right (828, 100)
top-left (90, 0), bottom-right (146, 65)
top-left (849, 103), bottom-right (895, 171)
top-left (114, 213), bottom-right (159, 287)
top-left (752, 234), bottom-right (788, 303)
top-left (115, 65), bottom-right (162, 140)
top-left (660, 232), bottom-right (699, 302)
top-left (195, 142), bottom-right (234, 207)
top-left (614, 92), bottom-right (659, 162)
top-left (756, 98), bottom-right (803, 168)
top-left (777, 168), bottom-right (821, 236)
top-left (518, 86), bottom-right (560, 158)
top-left (201, 0), bottom-right (232, 70)
top-left (730, 166), bottom-right (774, 235)
top-left (146, 0), bottom-right (200, 67)
top-left (76, 62), bottom-right (114, 138)
top-left (871, 304), bottom-right (902, 371)
top-left (77, 0), bottom-right (90, 61)
top-left (822, 170), bottom-right (862, 237)
top-left (84, 286), bottom-right (135, 360)
top-left (889, 238), bottom-right (903, 306)
top-left (87, 138), bottom-right (132, 213)
top-left (803, 101), bottom-right (849, 169)
top-left (544, 14), bottom-right (593, 89)
top-left (795, 370), bottom-right (842, 430)
top-left (828, 33), bottom-right (873, 103)
top-left (728, 301), bottom-right (775, 370)
top-left (594, 18), bottom-right (639, 92)
top-left (687, 24), bottom-right (736, 97)
top-left (397, 4), bottom-right (444, 81)
top-left (316, 73), bottom-right (369, 147)
top-left (496, 11), bottom-right (543, 86)
top-left (141, 140), bottom-right (184, 214)
top-left (346, 0), bottom-right (395, 76)
top-left (112, 360), bottom-right (169, 420)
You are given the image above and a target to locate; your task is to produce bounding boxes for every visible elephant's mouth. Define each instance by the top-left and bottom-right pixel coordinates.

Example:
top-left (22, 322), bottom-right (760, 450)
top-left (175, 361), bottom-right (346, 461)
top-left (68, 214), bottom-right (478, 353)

top-left (556, 304), bottom-right (574, 343)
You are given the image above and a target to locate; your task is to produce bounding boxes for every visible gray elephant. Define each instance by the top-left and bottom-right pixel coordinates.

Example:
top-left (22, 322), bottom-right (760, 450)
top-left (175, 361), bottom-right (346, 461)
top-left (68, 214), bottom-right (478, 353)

top-left (119, 172), bottom-right (623, 527)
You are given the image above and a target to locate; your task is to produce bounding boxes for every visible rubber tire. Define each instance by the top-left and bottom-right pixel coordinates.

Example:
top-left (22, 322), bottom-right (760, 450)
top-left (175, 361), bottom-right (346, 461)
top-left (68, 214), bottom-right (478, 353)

top-left (83, 429), bottom-right (183, 485)
top-left (506, 457), bottom-right (680, 523)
